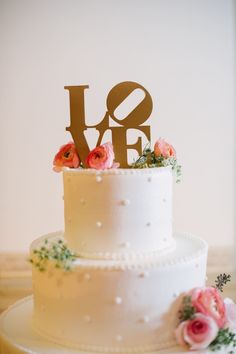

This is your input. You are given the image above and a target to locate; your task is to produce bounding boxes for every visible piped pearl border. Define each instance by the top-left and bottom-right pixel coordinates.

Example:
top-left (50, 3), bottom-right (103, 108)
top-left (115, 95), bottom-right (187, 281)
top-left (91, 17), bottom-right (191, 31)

top-left (30, 232), bottom-right (208, 271)
top-left (63, 166), bottom-right (172, 176)
top-left (75, 239), bottom-right (176, 260)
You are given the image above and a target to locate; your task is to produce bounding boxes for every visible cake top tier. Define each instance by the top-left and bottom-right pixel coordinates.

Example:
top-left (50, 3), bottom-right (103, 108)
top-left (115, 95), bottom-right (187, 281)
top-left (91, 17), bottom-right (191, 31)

top-left (63, 165), bottom-right (170, 175)
top-left (63, 166), bottom-right (174, 260)
top-left (52, 82), bottom-right (181, 260)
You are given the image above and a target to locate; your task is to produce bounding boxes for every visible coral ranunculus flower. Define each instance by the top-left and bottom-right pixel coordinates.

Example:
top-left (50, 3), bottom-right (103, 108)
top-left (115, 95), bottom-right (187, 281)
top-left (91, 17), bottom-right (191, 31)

top-left (53, 142), bottom-right (80, 172)
top-left (85, 142), bottom-right (118, 170)
top-left (175, 313), bottom-right (219, 350)
top-left (190, 287), bottom-right (226, 328)
top-left (154, 138), bottom-right (176, 159)
top-left (86, 142), bottom-right (118, 170)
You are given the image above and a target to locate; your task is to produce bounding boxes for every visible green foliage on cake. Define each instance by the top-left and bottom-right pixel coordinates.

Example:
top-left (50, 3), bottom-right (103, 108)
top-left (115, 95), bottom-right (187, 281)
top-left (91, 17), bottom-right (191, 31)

top-left (29, 239), bottom-right (77, 272)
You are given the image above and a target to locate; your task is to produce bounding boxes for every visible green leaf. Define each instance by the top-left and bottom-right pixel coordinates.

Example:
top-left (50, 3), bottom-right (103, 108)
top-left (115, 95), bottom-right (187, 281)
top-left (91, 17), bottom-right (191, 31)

top-left (132, 145), bottom-right (181, 183)
top-left (178, 296), bottom-right (196, 321)
top-left (29, 238), bottom-right (78, 272)
top-left (214, 273), bottom-right (231, 292)
top-left (209, 328), bottom-right (236, 352)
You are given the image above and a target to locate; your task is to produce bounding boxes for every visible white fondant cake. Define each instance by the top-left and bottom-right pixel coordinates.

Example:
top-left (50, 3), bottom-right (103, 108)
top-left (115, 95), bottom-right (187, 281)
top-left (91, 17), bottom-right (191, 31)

top-left (1, 79), bottom-right (233, 353)
top-left (63, 167), bottom-right (174, 259)
top-left (31, 232), bottom-right (207, 353)
top-left (1, 296), bottom-right (221, 354)
top-left (28, 167), bottom-right (208, 353)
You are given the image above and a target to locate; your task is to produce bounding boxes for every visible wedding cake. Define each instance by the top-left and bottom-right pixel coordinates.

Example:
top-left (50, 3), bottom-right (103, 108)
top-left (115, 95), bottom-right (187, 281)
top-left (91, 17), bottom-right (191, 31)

top-left (1, 82), bottom-right (235, 354)
top-left (30, 162), bottom-right (208, 352)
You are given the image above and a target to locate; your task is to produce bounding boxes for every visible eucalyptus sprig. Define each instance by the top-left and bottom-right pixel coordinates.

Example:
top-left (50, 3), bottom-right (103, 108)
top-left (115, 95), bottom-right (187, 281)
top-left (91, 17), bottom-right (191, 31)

top-left (132, 143), bottom-right (181, 183)
top-left (214, 273), bottom-right (231, 292)
top-left (178, 296), bottom-right (196, 322)
top-left (29, 239), bottom-right (78, 271)
top-left (209, 328), bottom-right (236, 353)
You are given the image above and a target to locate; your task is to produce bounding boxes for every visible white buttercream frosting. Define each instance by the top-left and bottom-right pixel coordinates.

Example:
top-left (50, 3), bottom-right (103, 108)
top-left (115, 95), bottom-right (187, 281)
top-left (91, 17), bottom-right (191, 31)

top-left (27, 166), bottom-right (209, 353)
top-left (31, 232), bottom-right (207, 353)
top-left (2, 296), bottom-right (231, 354)
top-left (63, 167), bottom-right (174, 259)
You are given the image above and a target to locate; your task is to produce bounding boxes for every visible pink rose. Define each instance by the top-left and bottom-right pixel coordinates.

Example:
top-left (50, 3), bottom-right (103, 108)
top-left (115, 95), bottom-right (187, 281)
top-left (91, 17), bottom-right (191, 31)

top-left (53, 142), bottom-right (80, 172)
top-left (86, 142), bottom-right (119, 170)
top-left (175, 313), bottom-right (219, 350)
top-left (154, 138), bottom-right (176, 159)
top-left (224, 298), bottom-right (236, 330)
top-left (190, 287), bottom-right (226, 328)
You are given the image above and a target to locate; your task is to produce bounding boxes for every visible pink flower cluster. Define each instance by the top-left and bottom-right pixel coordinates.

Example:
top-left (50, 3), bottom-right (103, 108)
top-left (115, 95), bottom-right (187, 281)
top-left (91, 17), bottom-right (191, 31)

top-left (53, 142), bottom-right (80, 172)
top-left (154, 138), bottom-right (176, 159)
top-left (175, 287), bottom-right (236, 350)
top-left (86, 142), bottom-right (119, 170)
top-left (53, 142), bottom-right (119, 172)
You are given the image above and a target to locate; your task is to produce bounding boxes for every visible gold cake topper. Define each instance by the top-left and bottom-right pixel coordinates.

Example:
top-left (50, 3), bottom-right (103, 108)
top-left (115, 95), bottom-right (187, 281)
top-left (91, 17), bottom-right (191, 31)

top-left (65, 81), bottom-right (153, 168)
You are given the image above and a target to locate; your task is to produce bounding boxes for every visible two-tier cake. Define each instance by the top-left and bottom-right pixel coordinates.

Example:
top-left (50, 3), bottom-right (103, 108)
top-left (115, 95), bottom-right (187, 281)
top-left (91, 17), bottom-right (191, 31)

top-left (0, 82), bottom-right (235, 354)
top-left (31, 166), bottom-right (208, 352)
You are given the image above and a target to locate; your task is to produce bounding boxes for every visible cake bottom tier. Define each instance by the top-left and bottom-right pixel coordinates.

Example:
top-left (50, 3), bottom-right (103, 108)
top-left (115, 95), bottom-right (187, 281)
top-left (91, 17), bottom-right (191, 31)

top-left (31, 232), bottom-right (208, 353)
top-left (0, 296), bottom-right (231, 354)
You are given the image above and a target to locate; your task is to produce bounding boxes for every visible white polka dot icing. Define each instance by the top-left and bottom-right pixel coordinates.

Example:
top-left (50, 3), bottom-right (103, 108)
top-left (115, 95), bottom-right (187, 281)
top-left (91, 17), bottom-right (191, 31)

top-left (96, 175), bottom-right (102, 183)
top-left (139, 271), bottom-right (149, 278)
top-left (140, 315), bottom-right (150, 323)
top-left (84, 273), bottom-right (91, 280)
top-left (173, 292), bottom-right (179, 298)
top-left (120, 241), bottom-right (130, 248)
top-left (121, 199), bottom-right (130, 206)
top-left (116, 335), bottom-right (123, 342)
top-left (114, 296), bottom-right (122, 304)
top-left (96, 221), bottom-right (102, 228)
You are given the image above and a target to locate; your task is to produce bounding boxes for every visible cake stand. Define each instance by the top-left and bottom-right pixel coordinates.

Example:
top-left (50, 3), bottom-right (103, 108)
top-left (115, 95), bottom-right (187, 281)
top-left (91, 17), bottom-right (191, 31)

top-left (0, 297), bottom-right (231, 354)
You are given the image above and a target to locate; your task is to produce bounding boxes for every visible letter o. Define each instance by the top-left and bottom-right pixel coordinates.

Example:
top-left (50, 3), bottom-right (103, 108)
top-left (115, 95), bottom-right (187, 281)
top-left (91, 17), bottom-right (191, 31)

top-left (106, 81), bottom-right (153, 127)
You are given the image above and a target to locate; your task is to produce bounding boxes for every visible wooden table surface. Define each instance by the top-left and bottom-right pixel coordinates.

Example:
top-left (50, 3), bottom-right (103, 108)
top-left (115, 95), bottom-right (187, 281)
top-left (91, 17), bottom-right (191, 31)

top-left (0, 248), bottom-right (235, 314)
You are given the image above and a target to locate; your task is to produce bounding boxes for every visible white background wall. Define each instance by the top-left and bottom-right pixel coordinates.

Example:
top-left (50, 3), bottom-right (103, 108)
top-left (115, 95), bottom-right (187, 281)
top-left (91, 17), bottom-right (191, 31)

top-left (0, 0), bottom-right (235, 252)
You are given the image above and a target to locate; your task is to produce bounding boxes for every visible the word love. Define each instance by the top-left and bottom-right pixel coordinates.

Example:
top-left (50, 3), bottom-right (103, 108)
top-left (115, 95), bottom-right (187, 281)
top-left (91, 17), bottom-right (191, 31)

top-left (65, 81), bottom-right (153, 167)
